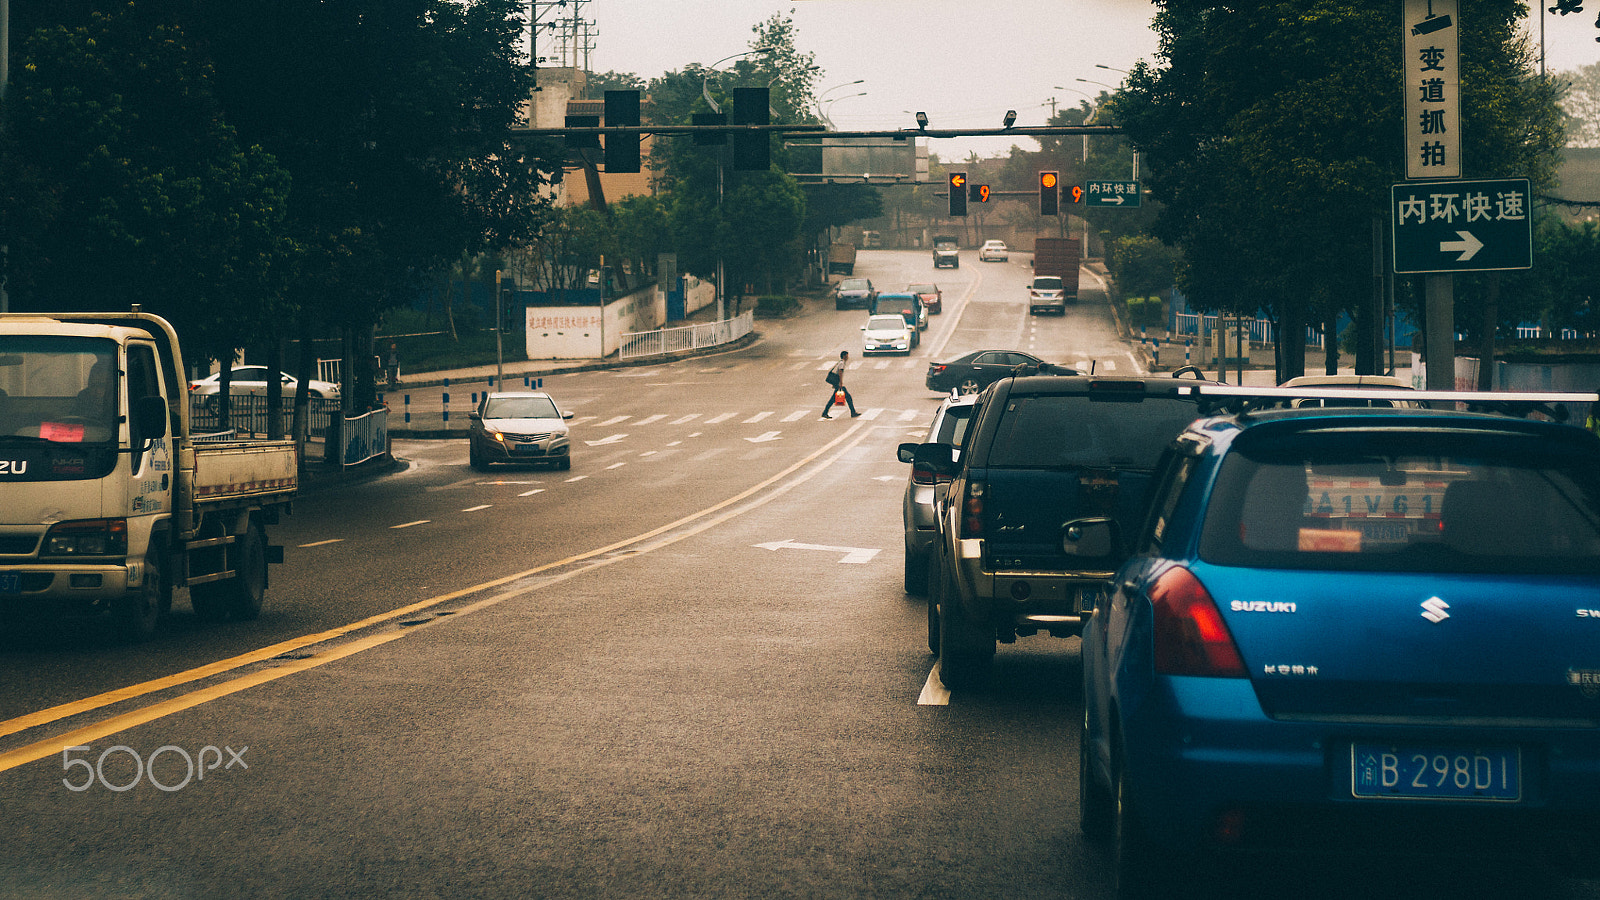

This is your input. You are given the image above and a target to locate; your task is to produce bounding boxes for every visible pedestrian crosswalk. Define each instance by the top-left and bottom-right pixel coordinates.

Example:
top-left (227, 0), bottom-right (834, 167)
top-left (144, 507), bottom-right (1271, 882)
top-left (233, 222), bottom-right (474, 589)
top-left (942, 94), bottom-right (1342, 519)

top-left (569, 405), bottom-right (928, 430)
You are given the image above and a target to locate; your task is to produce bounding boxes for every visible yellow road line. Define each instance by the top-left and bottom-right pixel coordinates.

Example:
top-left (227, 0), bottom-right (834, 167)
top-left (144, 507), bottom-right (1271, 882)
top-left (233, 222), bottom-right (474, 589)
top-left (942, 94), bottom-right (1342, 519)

top-left (0, 421), bottom-right (872, 772)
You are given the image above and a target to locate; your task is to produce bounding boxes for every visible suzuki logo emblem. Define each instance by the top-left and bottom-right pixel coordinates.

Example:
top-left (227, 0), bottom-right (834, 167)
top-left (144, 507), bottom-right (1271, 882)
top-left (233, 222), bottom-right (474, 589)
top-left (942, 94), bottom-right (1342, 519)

top-left (1421, 596), bottom-right (1451, 623)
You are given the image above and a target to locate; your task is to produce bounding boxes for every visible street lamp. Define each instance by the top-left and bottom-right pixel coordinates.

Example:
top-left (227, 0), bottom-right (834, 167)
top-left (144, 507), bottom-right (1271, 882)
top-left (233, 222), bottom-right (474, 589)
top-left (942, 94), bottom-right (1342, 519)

top-left (816, 79), bottom-right (865, 120)
top-left (822, 92), bottom-right (866, 128)
top-left (1095, 64), bottom-right (1130, 75)
top-left (702, 46), bottom-right (776, 113)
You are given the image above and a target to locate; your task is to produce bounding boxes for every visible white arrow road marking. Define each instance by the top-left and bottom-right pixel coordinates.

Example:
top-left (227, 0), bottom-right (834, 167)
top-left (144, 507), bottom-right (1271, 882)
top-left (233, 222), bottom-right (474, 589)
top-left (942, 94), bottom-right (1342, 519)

top-left (597, 415), bottom-right (631, 426)
top-left (1441, 230), bottom-right (1484, 261)
top-left (753, 539), bottom-right (881, 564)
top-left (746, 431), bottom-right (783, 443)
top-left (585, 433), bottom-right (628, 446)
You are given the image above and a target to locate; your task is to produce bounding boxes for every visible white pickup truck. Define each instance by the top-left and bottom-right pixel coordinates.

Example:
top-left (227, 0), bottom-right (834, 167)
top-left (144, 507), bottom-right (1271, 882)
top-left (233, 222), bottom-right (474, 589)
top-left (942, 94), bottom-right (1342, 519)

top-left (0, 310), bottom-right (297, 640)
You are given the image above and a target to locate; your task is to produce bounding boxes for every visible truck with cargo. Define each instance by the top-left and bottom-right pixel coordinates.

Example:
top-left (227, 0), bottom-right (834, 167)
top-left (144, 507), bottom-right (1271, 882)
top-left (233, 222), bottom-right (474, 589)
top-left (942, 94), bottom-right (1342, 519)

top-left (0, 310), bottom-right (296, 641)
top-left (827, 242), bottom-right (858, 276)
top-left (932, 235), bottom-right (960, 269)
top-left (1030, 237), bottom-right (1081, 312)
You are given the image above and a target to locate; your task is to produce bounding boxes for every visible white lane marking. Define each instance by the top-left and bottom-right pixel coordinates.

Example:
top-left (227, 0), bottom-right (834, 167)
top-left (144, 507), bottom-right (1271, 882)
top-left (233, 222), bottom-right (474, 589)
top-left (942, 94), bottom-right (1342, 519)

top-left (743, 411), bottom-right (773, 423)
top-left (897, 409), bottom-right (921, 422)
top-left (918, 665), bottom-right (952, 706)
top-left (391, 520), bottom-right (431, 529)
top-left (872, 361), bottom-right (891, 370)
top-left (781, 411), bottom-right (809, 422)
top-left (666, 441), bottom-right (683, 447)
top-left (670, 414), bottom-right (701, 425)
top-left (585, 434), bottom-right (628, 446)
top-left (461, 505), bottom-right (491, 512)
top-left (606, 463), bottom-right (626, 470)
top-left (688, 432), bottom-right (703, 438)
top-left (519, 488), bottom-right (546, 497)
top-left (745, 431), bottom-right (782, 443)
top-left (752, 539), bottom-right (881, 564)
top-left (705, 413), bottom-right (735, 424)
top-left (597, 415), bottom-right (631, 426)
top-left (634, 414), bottom-right (668, 426)
top-left (858, 408), bottom-right (885, 420)
top-left (298, 539), bottom-right (344, 548)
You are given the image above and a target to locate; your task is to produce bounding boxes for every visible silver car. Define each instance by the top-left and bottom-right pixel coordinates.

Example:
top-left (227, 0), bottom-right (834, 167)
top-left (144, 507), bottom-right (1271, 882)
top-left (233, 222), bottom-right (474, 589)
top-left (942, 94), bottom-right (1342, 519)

top-left (896, 393), bottom-right (980, 600)
top-left (467, 391), bottom-right (574, 471)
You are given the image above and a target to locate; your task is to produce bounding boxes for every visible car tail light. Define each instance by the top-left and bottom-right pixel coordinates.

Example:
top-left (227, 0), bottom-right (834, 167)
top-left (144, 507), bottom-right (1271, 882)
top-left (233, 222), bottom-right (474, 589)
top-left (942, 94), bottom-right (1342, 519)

top-left (911, 464), bottom-right (937, 486)
top-left (1151, 567), bottom-right (1246, 677)
top-left (928, 364), bottom-right (946, 376)
top-left (961, 480), bottom-right (985, 536)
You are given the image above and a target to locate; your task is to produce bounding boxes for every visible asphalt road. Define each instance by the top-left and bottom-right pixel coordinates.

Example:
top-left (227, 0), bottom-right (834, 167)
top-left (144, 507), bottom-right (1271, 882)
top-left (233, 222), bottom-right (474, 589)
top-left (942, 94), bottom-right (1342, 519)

top-left (0, 251), bottom-right (1594, 899)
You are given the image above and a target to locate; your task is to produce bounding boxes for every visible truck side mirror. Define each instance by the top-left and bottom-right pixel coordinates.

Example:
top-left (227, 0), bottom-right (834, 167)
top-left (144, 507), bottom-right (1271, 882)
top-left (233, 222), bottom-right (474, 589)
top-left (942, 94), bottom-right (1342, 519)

top-left (911, 442), bottom-right (959, 476)
top-left (1061, 517), bottom-right (1120, 559)
top-left (133, 395), bottom-right (168, 440)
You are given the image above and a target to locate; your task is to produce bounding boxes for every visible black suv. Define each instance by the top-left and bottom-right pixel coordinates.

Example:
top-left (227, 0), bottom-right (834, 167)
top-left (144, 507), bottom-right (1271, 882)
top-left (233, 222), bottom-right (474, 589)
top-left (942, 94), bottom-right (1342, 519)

top-left (911, 374), bottom-right (1215, 688)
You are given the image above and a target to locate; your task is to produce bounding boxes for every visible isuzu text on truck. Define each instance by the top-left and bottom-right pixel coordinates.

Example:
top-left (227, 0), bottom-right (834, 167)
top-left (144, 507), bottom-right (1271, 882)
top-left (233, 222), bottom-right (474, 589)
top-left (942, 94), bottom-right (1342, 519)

top-left (0, 310), bottom-right (295, 641)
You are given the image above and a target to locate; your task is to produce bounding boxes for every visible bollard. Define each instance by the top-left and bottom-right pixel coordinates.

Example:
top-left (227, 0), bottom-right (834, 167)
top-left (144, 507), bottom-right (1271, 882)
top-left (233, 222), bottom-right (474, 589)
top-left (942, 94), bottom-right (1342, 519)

top-left (404, 394), bottom-right (411, 424)
top-left (443, 379), bottom-right (450, 425)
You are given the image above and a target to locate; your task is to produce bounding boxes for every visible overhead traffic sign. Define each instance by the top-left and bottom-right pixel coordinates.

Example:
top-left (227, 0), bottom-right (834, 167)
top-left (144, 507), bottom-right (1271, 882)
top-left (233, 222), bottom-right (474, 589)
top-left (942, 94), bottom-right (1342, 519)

top-left (1084, 180), bottom-right (1140, 208)
top-left (1391, 178), bottom-right (1532, 274)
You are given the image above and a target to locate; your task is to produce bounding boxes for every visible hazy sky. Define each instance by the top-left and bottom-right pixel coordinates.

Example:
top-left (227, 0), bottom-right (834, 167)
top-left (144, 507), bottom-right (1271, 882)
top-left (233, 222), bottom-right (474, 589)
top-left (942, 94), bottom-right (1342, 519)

top-left (565, 0), bottom-right (1596, 160)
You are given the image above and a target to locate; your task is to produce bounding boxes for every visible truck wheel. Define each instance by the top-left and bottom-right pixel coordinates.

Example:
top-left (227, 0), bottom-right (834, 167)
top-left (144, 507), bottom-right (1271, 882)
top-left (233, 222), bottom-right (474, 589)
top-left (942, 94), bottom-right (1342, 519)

top-left (118, 550), bottom-right (167, 642)
top-left (937, 590), bottom-right (993, 690)
top-left (191, 522), bottom-right (266, 622)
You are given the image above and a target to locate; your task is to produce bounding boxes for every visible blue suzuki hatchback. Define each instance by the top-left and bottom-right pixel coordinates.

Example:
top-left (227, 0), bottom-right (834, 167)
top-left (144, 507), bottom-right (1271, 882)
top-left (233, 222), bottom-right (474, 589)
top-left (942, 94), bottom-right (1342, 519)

top-left (1080, 402), bottom-right (1600, 897)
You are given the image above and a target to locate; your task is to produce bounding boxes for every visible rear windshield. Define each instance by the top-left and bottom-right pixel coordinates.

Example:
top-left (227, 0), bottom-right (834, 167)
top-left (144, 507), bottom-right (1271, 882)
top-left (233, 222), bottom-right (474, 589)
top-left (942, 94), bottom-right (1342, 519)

top-left (1032, 277), bottom-right (1063, 290)
top-left (986, 395), bottom-right (1202, 469)
top-left (839, 279), bottom-right (869, 291)
top-left (935, 404), bottom-right (976, 446)
top-left (1199, 430), bottom-right (1600, 574)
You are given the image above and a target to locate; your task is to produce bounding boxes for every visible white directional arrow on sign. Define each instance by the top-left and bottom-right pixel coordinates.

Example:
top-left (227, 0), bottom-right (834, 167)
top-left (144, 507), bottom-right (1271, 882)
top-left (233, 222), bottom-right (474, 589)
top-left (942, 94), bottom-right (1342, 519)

top-left (754, 539), bottom-right (881, 564)
top-left (584, 434), bottom-right (628, 446)
top-left (745, 431), bottom-right (783, 443)
top-left (1440, 230), bottom-right (1484, 261)
top-left (1102, 195), bottom-right (1126, 205)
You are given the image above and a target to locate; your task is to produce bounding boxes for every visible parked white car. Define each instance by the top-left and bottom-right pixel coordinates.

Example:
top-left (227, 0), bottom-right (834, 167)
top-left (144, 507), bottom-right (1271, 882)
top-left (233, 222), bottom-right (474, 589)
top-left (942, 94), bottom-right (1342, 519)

top-left (189, 366), bottom-right (341, 401)
top-left (978, 240), bottom-right (1009, 262)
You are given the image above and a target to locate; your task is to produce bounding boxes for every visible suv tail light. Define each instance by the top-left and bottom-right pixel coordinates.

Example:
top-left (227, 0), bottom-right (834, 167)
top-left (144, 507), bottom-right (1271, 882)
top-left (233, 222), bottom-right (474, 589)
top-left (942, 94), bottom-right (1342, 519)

top-left (911, 464), bottom-right (937, 486)
top-left (1151, 567), bottom-right (1246, 677)
top-left (961, 480), bottom-right (986, 536)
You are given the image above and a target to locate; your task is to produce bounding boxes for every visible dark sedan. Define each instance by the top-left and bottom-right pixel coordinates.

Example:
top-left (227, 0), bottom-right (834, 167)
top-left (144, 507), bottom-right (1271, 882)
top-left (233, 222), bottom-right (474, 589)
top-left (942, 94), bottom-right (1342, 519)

top-left (833, 277), bottom-right (876, 310)
top-left (924, 349), bottom-right (1074, 394)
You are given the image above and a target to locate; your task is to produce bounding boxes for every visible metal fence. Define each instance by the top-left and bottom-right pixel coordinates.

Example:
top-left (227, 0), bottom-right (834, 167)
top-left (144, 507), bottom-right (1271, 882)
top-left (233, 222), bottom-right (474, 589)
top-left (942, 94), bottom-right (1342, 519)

top-left (189, 394), bottom-right (341, 438)
top-left (619, 311), bottom-right (754, 361)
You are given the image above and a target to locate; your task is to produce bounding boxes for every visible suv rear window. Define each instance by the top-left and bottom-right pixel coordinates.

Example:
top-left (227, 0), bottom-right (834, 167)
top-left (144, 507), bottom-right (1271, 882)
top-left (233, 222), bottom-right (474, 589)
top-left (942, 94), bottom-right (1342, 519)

top-left (1199, 431), bottom-right (1600, 574)
top-left (1032, 277), bottom-right (1063, 290)
top-left (986, 395), bottom-right (1203, 469)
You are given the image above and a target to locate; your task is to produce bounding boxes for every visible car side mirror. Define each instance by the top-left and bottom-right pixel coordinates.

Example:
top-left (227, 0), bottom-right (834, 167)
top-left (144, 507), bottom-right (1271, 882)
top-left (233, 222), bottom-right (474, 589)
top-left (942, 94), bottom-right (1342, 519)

top-left (133, 395), bottom-right (168, 439)
top-left (911, 442), bottom-right (959, 476)
top-left (562, 411), bottom-right (574, 420)
top-left (897, 442), bottom-right (917, 464)
top-left (1061, 517), bottom-right (1120, 559)
top-left (468, 412), bottom-right (482, 421)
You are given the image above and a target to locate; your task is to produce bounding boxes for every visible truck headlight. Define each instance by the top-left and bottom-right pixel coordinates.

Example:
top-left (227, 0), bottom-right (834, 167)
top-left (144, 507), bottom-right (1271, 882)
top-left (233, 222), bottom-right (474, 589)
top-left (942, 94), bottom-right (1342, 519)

top-left (44, 519), bottom-right (128, 557)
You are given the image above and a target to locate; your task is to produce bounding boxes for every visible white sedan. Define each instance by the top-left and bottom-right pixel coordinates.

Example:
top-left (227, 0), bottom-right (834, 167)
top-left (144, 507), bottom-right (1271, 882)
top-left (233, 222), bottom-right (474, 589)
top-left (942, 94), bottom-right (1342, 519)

top-left (862, 314), bottom-right (915, 355)
top-left (189, 365), bottom-right (341, 400)
top-left (978, 240), bottom-right (1009, 262)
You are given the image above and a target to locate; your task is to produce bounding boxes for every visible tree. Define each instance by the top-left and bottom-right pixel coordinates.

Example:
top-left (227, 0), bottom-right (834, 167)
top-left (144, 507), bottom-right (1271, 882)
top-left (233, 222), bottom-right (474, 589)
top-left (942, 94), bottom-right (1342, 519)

top-left (1116, 0), bottom-right (1565, 380)
top-left (1560, 61), bottom-right (1600, 148)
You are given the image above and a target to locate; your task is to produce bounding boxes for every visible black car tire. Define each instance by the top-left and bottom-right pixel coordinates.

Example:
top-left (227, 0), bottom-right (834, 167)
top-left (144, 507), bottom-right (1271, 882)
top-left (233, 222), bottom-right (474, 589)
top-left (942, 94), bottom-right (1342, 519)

top-left (1079, 707), bottom-right (1114, 839)
top-left (925, 555), bottom-right (942, 654)
top-left (937, 585), bottom-right (993, 690)
top-left (904, 546), bottom-right (928, 596)
top-left (469, 442), bottom-right (487, 471)
top-left (1113, 747), bottom-right (1180, 900)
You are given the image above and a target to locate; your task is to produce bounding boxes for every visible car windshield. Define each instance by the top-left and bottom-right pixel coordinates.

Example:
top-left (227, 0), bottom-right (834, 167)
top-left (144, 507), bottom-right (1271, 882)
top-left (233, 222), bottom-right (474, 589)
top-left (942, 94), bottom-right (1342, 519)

top-left (868, 316), bottom-right (907, 330)
top-left (1199, 430), bottom-right (1600, 574)
top-left (0, 335), bottom-right (119, 443)
top-left (1032, 277), bottom-right (1063, 290)
top-left (839, 280), bottom-right (869, 291)
top-left (986, 395), bottom-right (1202, 469)
top-left (484, 396), bottom-right (560, 419)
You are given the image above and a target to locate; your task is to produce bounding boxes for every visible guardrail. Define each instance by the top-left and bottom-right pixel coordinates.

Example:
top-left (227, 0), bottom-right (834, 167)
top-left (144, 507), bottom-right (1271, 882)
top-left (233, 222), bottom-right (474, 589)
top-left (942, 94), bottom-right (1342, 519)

top-left (619, 311), bottom-right (753, 361)
top-left (189, 394), bottom-right (341, 437)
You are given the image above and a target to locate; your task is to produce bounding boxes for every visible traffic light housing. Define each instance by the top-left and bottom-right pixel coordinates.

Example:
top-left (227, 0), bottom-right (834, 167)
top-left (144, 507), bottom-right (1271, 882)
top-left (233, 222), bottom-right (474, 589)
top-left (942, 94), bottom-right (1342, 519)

top-left (692, 112), bottom-right (726, 146)
top-left (1039, 171), bottom-right (1060, 216)
top-left (731, 87), bottom-right (770, 171)
top-left (603, 90), bottom-right (640, 173)
top-left (947, 172), bottom-right (967, 216)
top-left (564, 114), bottom-right (600, 152)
